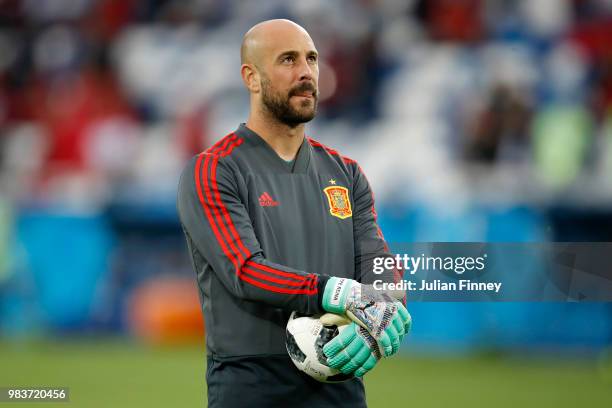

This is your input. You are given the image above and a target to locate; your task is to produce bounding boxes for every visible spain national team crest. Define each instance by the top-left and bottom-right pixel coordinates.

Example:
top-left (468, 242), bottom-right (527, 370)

top-left (323, 186), bottom-right (352, 219)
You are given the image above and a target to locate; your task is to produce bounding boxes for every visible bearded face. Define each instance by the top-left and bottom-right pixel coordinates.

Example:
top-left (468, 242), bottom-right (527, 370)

top-left (260, 73), bottom-right (318, 127)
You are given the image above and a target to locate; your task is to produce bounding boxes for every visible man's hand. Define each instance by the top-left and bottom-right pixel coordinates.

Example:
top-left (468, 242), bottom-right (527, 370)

top-left (321, 318), bottom-right (382, 377)
top-left (322, 277), bottom-right (412, 357)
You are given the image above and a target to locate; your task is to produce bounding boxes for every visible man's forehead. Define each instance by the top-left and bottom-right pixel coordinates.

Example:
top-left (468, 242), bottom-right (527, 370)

top-left (270, 41), bottom-right (317, 56)
top-left (242, 19), bottom-right (317, 64)
top-left (260, 29), bottom-right (316, 57)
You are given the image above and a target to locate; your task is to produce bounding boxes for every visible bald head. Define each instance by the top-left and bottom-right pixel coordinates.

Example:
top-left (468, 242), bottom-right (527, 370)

top-left (240, 19), bottom-right (313, 67)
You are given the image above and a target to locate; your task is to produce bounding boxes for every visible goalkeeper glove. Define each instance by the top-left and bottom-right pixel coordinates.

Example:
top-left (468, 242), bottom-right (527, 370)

top-left (321, 314), bottom-right (381, 377)
top-left (322, 277), bottom-right (411, 357)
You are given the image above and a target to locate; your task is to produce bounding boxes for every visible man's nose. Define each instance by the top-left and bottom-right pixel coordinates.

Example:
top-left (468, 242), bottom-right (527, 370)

top-left (297, 57), bottom-right (314, 81)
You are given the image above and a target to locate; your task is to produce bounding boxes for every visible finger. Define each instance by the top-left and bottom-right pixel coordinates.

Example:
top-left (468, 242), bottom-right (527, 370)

top-left (327, 335), bottom-right (363, 368)
top-left (327, 346), bottom-right (352, 369)
top-left (362, 353), bottom-right (378, 371)
top-left (377, 331), bottom-right (392, 357)
top-left (352, 341), bottom-right (372, 367)
top-left (323, 325), bottom-right (357, 358)
top-left (354, 367), bottom-right (368, 377)
top-left (339, 345), bottom-right (370, 374)
top-left (354, 354), bottom-right (378, 377)
top-left (320, 313), bottom-right (351, 326)
top-left (384, 323), bottom-right (400, 355)
top-left (391, 336), bottom-right (400, 355)
top-left (392, 314), bottom-right (405, 338)
top-left (396, 303), bottom-right (412, 333)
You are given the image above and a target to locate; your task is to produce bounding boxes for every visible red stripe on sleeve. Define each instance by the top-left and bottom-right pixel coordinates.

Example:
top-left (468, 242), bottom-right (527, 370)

top-left (221, 138), bottom-right (244, 157)
top-left (207, 153), bottom-right (248, 265)
top-left (242, 266), bottom-right (313, 287)
top-left (206, 133), bottom-right (237, 154)
top-left (193, 133), bottom-right (240, 272)
top-left (194, 154), bottom-right (239, 271)
top-left (311, 274), bottom-right (318, 290)
top-left (246, 260), bottom-right (313, 283)
top-left (203, 153), bottom-right (246, 268)
top-left (210, 138), bottom-right (252, 261)
top-left (239, 274), bottom-right (318, 295)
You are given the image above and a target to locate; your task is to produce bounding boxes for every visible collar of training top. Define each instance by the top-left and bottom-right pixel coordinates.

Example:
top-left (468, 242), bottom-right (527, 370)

top-left (235, 123), bottom-right (311, 174)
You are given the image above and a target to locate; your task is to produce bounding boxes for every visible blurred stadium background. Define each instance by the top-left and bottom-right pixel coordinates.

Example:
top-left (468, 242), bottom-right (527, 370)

top-left (1, 0), bottom-right (612, 406)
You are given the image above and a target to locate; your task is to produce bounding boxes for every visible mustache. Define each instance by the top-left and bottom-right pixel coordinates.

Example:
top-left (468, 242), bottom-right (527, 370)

top-left (290, 82), bottom-right (317, 97)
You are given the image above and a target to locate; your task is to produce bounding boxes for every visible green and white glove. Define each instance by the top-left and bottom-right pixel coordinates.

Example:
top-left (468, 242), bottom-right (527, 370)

top-left (321, 316), bottom-right (381, 377)
top-left (322, 277), bottom-right (411, 357)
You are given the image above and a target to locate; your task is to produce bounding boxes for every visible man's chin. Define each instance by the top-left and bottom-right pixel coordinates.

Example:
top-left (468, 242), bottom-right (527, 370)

top-left (294, 100), bottom-right (317, 117)
top-left (281, 111), bottom-right (316, 127)
top-left (295, 110), bottom-right (316, 123)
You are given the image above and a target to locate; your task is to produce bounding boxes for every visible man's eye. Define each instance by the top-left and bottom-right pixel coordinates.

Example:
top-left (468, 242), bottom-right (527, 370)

top-left (308, 55), bottom-right (318, 63)
top-left (282, 56), bottom-right (295, 63)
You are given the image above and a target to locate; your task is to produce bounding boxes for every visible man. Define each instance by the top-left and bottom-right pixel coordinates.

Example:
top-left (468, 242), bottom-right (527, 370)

top-left (177, 19), bottom-right (411, 407)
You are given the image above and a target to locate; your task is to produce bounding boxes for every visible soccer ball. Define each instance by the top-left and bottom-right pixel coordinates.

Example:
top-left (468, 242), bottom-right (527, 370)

top-left (285, 311), bottom-right (355, 383)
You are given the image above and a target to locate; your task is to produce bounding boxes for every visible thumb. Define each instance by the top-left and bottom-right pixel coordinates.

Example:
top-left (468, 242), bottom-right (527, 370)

top-left (320, 313), bottom-right (352, 327)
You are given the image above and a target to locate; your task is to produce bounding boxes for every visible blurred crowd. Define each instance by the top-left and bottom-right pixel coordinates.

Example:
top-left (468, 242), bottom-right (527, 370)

top-left (0, 0), bottom-right (611, 208)
top-left (0, 0), bottom-right (392, 208)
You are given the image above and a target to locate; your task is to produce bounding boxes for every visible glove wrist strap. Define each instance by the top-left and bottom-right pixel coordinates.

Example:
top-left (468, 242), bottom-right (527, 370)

top-left (322, 277), bottom-right (356, 314)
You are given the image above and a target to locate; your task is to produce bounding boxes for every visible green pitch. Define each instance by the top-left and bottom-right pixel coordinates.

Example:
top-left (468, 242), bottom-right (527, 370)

top-left (0, 339), bottom-right (610, 407)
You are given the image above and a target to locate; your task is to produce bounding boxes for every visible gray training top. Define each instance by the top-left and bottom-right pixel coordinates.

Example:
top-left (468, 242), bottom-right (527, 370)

top-left (177, 124), bottom-right (398, 357)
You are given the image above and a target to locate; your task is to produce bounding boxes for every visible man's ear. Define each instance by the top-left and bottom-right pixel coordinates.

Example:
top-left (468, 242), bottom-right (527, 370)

top-left (241, 64), bottom-right (260, 93)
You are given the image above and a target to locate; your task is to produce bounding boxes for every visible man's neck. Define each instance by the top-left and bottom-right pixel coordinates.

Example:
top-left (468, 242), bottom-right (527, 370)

top-left (246, 114), bottom-right (305, 161)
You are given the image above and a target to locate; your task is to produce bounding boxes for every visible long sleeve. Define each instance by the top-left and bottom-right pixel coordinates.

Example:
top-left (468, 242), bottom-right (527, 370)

top-left (350, 162), bottom-right (403, 289)
top-left (177, 153), bottom-right (327, 314)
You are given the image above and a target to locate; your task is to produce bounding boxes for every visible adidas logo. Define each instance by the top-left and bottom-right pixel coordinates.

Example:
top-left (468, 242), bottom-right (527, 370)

top-left (259, 192), bottom-right (279, 207)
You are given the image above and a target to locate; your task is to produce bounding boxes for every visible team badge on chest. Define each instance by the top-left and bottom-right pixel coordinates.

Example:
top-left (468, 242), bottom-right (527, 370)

top-left (323, 186), bottom-right (352, 219)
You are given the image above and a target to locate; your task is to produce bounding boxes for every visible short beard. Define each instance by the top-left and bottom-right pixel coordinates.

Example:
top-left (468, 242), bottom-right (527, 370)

top-left (260, 75), bottom-right (318, 128)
